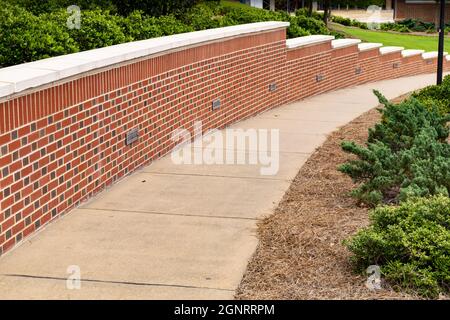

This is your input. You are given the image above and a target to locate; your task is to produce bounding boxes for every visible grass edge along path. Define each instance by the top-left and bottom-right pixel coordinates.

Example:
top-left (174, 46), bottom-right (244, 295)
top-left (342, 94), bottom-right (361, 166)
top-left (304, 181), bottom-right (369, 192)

top-left (331, 23), bottom-right (450, 52)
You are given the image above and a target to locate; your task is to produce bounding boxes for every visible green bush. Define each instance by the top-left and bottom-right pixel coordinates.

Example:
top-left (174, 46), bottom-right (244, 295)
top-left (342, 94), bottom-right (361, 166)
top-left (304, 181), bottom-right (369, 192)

top-left (43, 9), bottom-right (131, 51)
top-left (154, 15), bottom-right (194, 35)
top-left (331, 15), bottom-right (367, 29)
top-left (331, 15), bottom-right (353, 26)
top-left (292, 15), bottom-right (328, 35)
top-left (339, 91), bottom-right (450, 206)
top-left (0, 3), bottom-right (79, 67)
top-left (0, 0), bottom-right (334, 66)
top-left (345, 196), bottom-right (450, 298)
top-left (9, 0), bottom-right (116, 14)
top-left (118, 11), bottom-right (163, 41)
top-left (412, 75), bottom-right (450, 115)
top-left (295, 8), bottom-right (323, 21)
top-left (112, 0), bottom-right (200, 17)
top-left (380, 18), bottom-right (435, 33)
top-left (181, 2), bottom-right (222, 30)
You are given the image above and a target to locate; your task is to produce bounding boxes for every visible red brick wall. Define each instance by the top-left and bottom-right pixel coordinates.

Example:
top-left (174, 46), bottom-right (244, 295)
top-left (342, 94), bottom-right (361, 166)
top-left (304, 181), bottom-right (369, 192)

top-left (0, 28), bottom-right (448, 256)
top-left (395, 0), bottom-right (450, 23)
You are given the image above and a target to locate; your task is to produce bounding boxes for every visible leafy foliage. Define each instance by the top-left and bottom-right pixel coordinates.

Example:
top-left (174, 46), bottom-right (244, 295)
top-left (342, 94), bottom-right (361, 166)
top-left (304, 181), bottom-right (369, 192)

top-left (0, 0), bottom-right (336, 67)
top-left (339, 91), bottom-right (450, 206)
top-left (331, 15), bottom-right (367, 29)
top-left (5, 0), bottom-right (116, 14)
top-left (43, 9), bottom-right (131, 51)
top-left (112, 0), bottom-right (202, 17)
top-left (412, 75), bottom-right (450, 115)
top-left (345, 196), bottom-right (450, 298)
top-left (0, 3), bottom-right (78, 67)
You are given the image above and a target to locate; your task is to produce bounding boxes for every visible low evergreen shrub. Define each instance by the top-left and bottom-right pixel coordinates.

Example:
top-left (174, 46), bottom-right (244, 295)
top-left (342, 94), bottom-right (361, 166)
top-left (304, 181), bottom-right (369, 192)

top-left (339, 91), bottom-right (450, 206)
top-left (412, 75), bottom-right (450, 115)
top-left (345, 196), bottom-right (450, 298)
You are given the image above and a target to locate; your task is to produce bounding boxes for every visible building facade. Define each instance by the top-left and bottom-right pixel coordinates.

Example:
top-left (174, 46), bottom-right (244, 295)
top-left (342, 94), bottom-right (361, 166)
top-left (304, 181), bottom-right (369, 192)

top-left (394, 0), bottom-right (450, 23)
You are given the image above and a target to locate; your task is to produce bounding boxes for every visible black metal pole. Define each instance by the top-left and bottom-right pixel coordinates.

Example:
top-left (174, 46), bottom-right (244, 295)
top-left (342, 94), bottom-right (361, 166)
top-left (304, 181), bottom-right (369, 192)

top-left (437, 0), bottom-right (446, 85)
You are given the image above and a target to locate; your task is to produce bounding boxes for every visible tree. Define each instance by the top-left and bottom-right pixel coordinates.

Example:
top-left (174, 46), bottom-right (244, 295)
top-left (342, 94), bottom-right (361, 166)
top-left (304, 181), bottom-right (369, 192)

top-left (323, 0), bottom-right (330, 24)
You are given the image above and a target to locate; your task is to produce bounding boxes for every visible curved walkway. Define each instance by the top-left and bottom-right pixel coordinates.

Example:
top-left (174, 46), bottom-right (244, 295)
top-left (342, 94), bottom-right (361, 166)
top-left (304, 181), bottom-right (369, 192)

top-left (0, 74), bottom-right (440, 299)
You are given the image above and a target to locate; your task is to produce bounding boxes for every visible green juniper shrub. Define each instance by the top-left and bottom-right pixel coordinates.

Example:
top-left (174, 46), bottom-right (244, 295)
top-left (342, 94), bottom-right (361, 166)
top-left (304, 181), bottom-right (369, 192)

top-left (367, 91), bottom-right (450, 151)
top-left (339, 91), bottom-right (450, 206)
top-left (344, 196), bottom-right (450, 298)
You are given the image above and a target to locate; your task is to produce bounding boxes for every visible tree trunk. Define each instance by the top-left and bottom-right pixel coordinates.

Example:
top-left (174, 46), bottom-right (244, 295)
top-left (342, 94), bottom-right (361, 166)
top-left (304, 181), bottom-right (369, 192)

top-left (323, 0), bottom-right (330, 25)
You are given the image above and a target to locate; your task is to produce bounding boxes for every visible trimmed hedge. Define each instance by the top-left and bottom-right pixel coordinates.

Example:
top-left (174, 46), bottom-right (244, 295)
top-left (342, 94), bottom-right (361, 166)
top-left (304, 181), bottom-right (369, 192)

top-left (345, 196), bottom-right (450, 298)
top-left (0, 3), bottom-right (79, 67)
top-left (0, 1), bottom-right (336, 67)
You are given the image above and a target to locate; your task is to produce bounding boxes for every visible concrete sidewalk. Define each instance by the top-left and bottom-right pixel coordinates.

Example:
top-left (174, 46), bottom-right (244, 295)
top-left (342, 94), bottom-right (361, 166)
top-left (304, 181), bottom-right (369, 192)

top-left (0, 74), bottom-right (439, 299)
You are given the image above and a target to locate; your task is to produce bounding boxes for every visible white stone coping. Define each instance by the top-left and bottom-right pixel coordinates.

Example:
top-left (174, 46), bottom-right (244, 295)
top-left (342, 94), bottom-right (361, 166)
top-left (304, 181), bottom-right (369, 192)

top-left (0, 21), bottom-right (289, 99)
top-left (331, 38), bottom-right (361, 49)
top-left (422, 51), bottom-right (448, 59)
top-left (286, 35), bottom-right (335, 49)
top-left (0, 81), bottom-right (14, 97)
top-left (401, 49), bottom-right (425, 57)
top-left (358, 42), bottom-right (383, 52)
top-left (402, 49), bottom-right (425, 58)
top-left (379, 46), bottom-right (404, 55)
top-left (446, 55), bottom-right (450, 61)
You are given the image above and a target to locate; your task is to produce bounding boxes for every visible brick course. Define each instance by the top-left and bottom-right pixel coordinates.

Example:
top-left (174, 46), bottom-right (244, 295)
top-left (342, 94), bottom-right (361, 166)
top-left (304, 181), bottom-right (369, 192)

top-left (0, 26), bottom-right (448, 256)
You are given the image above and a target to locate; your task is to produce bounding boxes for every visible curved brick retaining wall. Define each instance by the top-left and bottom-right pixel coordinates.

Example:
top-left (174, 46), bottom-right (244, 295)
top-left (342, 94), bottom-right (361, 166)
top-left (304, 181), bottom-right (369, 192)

top-left (0, 22), bottom-right (448, 256)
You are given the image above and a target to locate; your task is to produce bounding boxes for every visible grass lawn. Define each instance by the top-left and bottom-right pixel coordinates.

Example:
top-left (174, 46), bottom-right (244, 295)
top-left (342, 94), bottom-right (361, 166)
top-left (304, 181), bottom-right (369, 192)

top-left (331, 23), bottom-right (450, 52)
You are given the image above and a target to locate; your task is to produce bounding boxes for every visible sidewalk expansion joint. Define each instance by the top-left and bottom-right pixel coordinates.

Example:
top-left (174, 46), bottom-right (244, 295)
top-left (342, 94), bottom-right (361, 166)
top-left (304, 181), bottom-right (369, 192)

top-left (2, 274), bottom-right (234, 292)
top-left (140, 171), bottom-right (292, 182)
top-left (78, 207), bottom-right (261, 221)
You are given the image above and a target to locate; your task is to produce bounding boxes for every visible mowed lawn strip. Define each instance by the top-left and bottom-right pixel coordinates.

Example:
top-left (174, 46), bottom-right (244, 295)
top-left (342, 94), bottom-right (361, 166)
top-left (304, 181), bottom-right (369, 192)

top-left (331, 23), bottom-right (450, 52)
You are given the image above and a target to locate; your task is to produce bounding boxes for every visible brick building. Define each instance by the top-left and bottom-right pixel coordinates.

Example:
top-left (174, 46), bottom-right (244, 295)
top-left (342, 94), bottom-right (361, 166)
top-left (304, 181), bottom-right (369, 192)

top-left (392, 0), bottom-right (450, 23)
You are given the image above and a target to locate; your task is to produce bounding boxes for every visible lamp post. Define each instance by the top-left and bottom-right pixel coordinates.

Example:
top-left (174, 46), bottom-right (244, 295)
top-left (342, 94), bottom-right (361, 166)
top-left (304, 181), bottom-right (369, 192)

top-left (437, 0), bottom-right (446, 85)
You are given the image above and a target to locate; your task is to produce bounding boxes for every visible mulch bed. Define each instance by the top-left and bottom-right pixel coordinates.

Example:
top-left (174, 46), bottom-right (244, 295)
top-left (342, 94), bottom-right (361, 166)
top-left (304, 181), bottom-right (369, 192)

top-left (235, 95), bottom-right (420, 300)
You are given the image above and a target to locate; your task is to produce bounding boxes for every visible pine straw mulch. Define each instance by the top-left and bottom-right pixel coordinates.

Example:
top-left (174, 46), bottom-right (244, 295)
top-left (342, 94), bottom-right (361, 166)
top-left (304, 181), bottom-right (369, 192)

top-left (235, 95), bottom-right (422, 300)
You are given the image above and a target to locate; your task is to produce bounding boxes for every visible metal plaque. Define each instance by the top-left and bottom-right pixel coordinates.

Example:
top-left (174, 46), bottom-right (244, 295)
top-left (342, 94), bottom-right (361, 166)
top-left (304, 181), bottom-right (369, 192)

top-left (126, 128), bottom-right (139, 146)
top-left (212, 99), bottom-right (221, 111)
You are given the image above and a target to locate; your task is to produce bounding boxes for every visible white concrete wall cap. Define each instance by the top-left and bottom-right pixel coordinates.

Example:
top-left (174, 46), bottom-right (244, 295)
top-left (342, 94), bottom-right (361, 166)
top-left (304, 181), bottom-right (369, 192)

top-left (0, 82), bottom-right (14, 97)
top-left (331, 38), bottom-right (361, 49)
top-left (379, 46), bottom-right (404, 55)
top-left (401, 49), bottom-right (425, 57)
top-left (0, 21), bottom-right (289, 99)
top-left (357, 42), bottom-right (383, 52)
top-left (422, 51), bottom-right (448, 59)
top-left (286, 35), bottom-right (335, 49)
